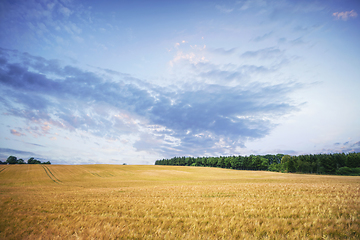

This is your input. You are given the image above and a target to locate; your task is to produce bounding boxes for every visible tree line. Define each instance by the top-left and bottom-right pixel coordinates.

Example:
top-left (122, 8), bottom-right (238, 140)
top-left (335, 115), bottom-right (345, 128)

top-left (0, 156), bottom-right (51, 165)
top-left (155, 152), bottom-right (360, 176)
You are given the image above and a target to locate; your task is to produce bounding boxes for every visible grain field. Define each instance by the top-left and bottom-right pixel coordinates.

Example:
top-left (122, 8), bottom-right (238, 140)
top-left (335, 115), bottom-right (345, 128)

top-left (0, 165), bottom-right (359, 239)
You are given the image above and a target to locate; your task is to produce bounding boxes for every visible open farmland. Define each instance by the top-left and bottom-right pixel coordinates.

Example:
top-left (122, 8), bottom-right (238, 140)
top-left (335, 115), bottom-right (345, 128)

top-left (0, 165), bottom-right (359, 239)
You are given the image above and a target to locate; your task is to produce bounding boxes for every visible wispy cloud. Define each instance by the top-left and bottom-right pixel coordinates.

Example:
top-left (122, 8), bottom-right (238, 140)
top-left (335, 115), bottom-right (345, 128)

top-left (12, 139), bottom-right (46, 148)
top-left (253, 32), bottom-right (273, 42)
top-left (0, 0), bottom-right (92, 52)
top-left (290, 37), bottom-right (305, 46)
top-left (10, 129), bottom-right (26, 137)
top-left (216, 5), bottom-right (234, 13)
top-left (208, 48), bottom-right (236, 55)
top-left (0, 148), bottom-right (37, 156)
top-left (241, 47), bottom-right (284, 59)
top-left (328, 140), bottom-right (360, 154)
top-left (237, 0), bottom-right (267, 11)
top-left (333, 10), bottom-right (358, 21)
top-left (196, 62), bottom-right (273, 84)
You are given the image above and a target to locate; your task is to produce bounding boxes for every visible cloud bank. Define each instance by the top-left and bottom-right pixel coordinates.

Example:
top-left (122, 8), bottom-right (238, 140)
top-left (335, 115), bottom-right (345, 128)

top-left (0, 48), bottom-right (300, 158)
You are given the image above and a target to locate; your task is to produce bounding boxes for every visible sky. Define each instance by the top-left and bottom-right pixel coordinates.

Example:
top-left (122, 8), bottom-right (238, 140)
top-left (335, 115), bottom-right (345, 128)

top-left (0, 0), bottom-right (359, 165)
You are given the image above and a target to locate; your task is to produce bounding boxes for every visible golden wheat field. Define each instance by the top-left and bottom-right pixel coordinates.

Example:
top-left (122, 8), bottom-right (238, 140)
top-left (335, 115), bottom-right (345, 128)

top-left (0, 164), bottom-right (359, 239)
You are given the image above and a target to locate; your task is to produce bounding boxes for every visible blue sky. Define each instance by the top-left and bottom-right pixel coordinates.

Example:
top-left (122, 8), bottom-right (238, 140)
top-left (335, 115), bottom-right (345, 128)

top-left (0, 0), bottom-right (359, 164)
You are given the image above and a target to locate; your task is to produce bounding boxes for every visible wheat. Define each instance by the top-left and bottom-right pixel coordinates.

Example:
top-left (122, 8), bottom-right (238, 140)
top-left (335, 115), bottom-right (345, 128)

top-left (0, 165), bottom-right (359, 239)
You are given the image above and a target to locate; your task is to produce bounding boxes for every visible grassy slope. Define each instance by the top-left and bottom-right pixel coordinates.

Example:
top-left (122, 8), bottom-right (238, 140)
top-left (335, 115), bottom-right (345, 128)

top-left (0, 165), bottom-right (359, 239)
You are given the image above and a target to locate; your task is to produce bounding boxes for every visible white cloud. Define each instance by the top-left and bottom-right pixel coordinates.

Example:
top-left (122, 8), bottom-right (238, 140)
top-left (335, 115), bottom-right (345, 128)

top-left (59, 6), bottom-right (72, 17)
top-left (237, 0), bottom-right (267, 11)
top-left (169, 51), bottom-right (207, 67)
top-left (73, 36), bottom-right (84, 43)
top-left (333, 10), bottom-right (357, 21)
top-left (216, 5), bottom-right (234, 13)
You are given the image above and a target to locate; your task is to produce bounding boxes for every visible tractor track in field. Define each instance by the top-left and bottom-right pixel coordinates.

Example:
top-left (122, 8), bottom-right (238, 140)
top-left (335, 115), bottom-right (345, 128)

top-left (41, 165), bottom-right (62, 184)
top-left (0, 166), bottom-right (8, 174)
top-left (90, 172), bottom-right (102, 177)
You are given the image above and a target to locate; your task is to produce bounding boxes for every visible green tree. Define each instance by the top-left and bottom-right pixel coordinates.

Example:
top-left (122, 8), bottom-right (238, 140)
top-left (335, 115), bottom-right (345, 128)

top-left (302, 161), bottom-right (311, 173)
top-left (195, 157), bottom-right (203, 166)
top-left (178, 157), bottom-right (185, 166)
top-left (275, 154), bottom-right (284, 164)
top-left (17, 159), bottom-right (25, 164)
top-left (268, 162), bottom-right (281, 172)
top-left (288, 157), bottom-right (296, 173)
top-left (6, 156), bottom-right (18, 164)
top-left (259, 157), bottom-right (269, 170)
top-left (217, 157), bottom-right (225, 168)
top-left (248, 155), bottom-right (255, 170)
top-left (201, 157), bottom-right (208, 166)
top-left (224, 157), bottom-right (231, 168)
top-left (237, 156), bottom-right (244, 169)
top-left (230, 156), bottom-right (241, 169)
top-left (185, 157), bottom-right (193, 166)
top-left (28, 157), bottom-right (41, 164)
top-left (346, 153), bottom-right (360, 168)
top-left (253, 156), bottom-right (262, 170)
top-left (281, 155), bottom-right (295, 172)
top-left (243, 156), bottom-right (250, 170)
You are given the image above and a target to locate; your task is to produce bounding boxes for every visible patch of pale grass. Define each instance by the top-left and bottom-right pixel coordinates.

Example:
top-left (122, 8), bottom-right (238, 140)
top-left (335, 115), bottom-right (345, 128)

top-left (0, 165), bottom-right (359, 239)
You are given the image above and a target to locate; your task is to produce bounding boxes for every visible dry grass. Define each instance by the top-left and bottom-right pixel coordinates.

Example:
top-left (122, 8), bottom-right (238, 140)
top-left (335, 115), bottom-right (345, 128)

top-left (0, 164), bottom-right (359, 239)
